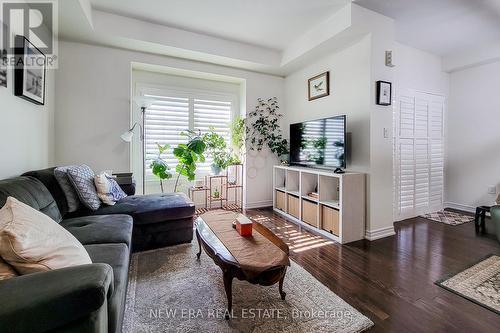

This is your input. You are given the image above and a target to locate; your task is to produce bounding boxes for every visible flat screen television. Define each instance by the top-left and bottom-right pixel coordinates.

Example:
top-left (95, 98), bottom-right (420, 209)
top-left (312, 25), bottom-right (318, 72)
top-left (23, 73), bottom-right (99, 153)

top-left (289, 115), bottom-right (346, 169)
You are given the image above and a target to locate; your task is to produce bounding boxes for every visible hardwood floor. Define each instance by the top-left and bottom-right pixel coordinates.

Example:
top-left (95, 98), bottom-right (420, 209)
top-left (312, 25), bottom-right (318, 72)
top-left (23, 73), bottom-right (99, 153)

top-left (245, 208), bottom-right (500, 332)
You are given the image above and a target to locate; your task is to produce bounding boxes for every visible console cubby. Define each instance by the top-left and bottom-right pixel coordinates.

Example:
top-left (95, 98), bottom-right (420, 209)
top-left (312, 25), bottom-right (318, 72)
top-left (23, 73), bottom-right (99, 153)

top-left (285, 169), bottom-right (300, 195)
top-left (273, 165), bottom-right (365, 244)
top-left (319, 175), bottom-right (340, 209)
top-left (301, 172), bottom-right (319, 202)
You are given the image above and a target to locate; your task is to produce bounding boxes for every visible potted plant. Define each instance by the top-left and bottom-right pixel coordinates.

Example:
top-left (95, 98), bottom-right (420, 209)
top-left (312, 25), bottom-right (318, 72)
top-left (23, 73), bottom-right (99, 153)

top-left (247, 97), bottom-right (289, 161)
top-left (172, 130), bottom-right (206, 192)
top-left (203, 127), bottom-right (232, 175)
top-left (149, 143), bottom-right (172, 193)
top-left (230, 115), bottom-right (245, 162)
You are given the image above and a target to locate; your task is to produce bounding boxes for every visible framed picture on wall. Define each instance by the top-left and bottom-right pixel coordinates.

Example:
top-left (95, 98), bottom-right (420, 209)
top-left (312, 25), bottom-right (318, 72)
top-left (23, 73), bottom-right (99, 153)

top-left (308, 71), bottom-right (330, 101)
top-left (0, 22), bottom-right (7, 88)
top-left (376, 80), bottom-right (392, 106)
top-left (14, 35), bottom-right (46, 105)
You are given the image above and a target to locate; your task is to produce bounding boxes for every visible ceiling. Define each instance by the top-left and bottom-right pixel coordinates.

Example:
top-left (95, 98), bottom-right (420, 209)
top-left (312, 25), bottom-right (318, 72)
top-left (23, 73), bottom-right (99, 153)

top-left (354, 0), bottom-right (500, 56)
top-left (89, 0), bottom-right (349, 51)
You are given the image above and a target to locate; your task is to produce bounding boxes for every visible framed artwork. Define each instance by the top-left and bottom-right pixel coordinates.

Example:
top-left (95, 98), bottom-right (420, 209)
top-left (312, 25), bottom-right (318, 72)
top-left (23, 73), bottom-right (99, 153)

top-left (376, 80), bottom-right (392, 106)
top-left (308, 71), bottom-right (330, 101)
top-left (0, 22), bottom-right (6, 88)
top-left (14, 35), bottom-right (46, 105)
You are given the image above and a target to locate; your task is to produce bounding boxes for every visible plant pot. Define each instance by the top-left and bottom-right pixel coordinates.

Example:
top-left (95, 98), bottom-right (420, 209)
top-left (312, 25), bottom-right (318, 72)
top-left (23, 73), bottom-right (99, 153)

top-left (211, 164), bottom-right (222, 175)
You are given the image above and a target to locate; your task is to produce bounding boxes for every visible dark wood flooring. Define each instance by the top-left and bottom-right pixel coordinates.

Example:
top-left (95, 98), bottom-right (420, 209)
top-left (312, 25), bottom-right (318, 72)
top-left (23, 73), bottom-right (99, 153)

top-left (245, 207), bottom-right (500, 332)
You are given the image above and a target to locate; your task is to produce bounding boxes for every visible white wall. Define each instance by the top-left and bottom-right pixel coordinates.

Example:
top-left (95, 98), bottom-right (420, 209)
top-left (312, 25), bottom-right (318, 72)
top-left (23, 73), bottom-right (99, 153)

top-left (395, 43), bottom-right (449, 97)
top-left (284, 36), bottom-right (372, 173)
top-left (446, 60), bottom-right (500, 210)
top-left (0, 67), bottom-right (55, 179)
top-left (55, 41), bottom-right (284, 208)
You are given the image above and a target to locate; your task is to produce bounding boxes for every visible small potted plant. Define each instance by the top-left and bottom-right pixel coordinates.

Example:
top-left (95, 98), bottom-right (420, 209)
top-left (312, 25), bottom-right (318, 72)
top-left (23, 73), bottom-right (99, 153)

top-left (203, 127), bottom-right (232, 175)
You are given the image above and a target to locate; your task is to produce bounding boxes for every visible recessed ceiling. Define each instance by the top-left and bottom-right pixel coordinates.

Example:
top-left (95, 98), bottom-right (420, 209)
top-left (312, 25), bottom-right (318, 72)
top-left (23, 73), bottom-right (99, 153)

top-left (89, 0), bottom-right (349, 51)
top-left (354, 0), bottom-right (500, 56)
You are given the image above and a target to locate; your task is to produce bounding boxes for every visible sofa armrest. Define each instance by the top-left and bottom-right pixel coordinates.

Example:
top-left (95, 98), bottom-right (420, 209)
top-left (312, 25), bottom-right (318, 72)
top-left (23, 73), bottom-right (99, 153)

top-left (0, 263), bottom-right (113, 333)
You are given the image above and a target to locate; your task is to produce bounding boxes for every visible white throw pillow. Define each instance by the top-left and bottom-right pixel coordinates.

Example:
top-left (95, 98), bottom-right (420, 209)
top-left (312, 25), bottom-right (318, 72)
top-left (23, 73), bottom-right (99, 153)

top-left (0, 197), bottom-right (92, 275)
top-left (94, 172), bottom-right (127, 206)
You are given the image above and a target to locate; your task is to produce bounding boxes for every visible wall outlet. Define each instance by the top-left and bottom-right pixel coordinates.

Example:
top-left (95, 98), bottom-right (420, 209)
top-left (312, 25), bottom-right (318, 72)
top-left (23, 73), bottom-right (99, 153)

top-left (488, 185), bottom-right (496, 195)
top-left (383, 127), bottom-right (390, 138)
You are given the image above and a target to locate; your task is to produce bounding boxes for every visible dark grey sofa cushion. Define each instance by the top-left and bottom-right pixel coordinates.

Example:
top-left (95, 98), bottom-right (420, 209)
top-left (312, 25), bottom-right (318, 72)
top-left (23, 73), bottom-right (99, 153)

top-left (54, 166), bottom-right (81, 213)
top-left (23, 168), bottom-right (69, 217)
top-left (85, 243), bottom-right (130, 333)
top-left (0, 176), bottom-right (62, 223)
top-left (61, 214), bottom-right (133, 248)
top-left (75, 192), bottom-right (195, 225)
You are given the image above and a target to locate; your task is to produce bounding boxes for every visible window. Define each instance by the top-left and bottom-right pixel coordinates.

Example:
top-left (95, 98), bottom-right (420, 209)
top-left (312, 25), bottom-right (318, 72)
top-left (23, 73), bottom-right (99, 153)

top-left (140, 86), bottom-right (236, 179)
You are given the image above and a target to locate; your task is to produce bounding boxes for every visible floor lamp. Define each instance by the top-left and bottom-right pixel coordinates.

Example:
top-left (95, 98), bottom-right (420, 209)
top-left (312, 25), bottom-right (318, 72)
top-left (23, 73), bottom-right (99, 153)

top-left (121, 96), bottom-right (154, 194)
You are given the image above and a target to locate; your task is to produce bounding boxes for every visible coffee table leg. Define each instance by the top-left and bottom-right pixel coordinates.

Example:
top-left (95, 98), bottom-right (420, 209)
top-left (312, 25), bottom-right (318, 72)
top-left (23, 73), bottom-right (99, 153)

top-left (279, 268), bottom-right (287, 300)
top-left (223, 272), bottom-right (233, 320)
top-left (196, 230), bottom-right (202, 260)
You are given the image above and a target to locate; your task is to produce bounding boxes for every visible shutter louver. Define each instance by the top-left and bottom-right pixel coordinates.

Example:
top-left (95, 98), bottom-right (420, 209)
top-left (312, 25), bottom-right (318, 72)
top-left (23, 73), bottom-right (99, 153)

top-left (144, 95), bottom-right (190, 175)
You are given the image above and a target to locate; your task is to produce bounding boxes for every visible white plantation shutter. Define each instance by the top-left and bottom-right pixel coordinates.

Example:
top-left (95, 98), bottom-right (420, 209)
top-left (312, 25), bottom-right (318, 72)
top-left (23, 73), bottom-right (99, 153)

top-left (394, 90), bottom-right (445, 220)
top-left (193, 98), bottom-right (232, 173)
top-left (143, 95), bottom-right (190, 176)
top-left (140, 88), bottom-right (235, 178)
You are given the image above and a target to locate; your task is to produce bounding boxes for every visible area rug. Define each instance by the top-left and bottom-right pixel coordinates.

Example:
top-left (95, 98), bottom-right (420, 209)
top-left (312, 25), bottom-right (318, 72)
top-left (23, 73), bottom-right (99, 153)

top-left (122, 243), bottom-right (374, 333)
top-left (436, 254), bottom-right (500, 314)
top-left (421, 210), bottom-right (474, 225)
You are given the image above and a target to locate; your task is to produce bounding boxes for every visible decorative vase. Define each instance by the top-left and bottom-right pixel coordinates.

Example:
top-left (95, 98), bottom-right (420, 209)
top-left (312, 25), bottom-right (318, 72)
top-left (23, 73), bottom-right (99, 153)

top-left (211, 164), bottom-right (222, 175)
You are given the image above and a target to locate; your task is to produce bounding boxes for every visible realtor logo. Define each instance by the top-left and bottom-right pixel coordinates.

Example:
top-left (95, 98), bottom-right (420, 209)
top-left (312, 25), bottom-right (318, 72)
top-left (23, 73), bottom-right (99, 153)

top-left (1, 0), bottom-right (58, 67)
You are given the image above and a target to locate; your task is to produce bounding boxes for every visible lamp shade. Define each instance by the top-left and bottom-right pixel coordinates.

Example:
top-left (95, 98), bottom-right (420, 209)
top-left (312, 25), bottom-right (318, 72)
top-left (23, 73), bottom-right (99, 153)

top-left (134, 96), bottom-right (155, 109)
top-left (120, 130), bottom-right (134, 142)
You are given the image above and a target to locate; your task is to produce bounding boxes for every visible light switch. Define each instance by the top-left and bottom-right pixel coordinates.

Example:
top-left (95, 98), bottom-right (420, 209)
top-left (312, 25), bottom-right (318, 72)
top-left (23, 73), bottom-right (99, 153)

top-left (383, 128), bottom-right (390, 138)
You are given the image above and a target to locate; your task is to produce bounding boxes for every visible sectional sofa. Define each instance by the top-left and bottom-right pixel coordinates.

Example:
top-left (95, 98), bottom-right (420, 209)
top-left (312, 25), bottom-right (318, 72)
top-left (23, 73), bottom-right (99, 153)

top-left (0, 167), bottom-right (195, 333)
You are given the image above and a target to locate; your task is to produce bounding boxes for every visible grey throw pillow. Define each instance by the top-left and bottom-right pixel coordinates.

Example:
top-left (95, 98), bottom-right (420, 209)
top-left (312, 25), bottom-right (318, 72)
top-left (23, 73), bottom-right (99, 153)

top-left (67, 165), bottom-right (101, 211)
top-left (54, 166), bottom-right (81, 212)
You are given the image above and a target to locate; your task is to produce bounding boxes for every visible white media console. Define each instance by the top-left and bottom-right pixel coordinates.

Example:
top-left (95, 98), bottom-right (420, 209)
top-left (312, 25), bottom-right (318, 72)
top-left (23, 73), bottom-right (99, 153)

top-left (273, 165), bottom-right (365, 244)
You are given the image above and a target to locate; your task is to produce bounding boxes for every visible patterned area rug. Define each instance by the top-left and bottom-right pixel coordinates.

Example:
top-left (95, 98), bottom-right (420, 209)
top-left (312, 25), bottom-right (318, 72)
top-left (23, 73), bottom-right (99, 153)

top-left (436, 255), bottom-right (500, 314)
top-left (123, 243), bottom-right (374, 333)
top-left (421, 210), bottom-right (474, 225)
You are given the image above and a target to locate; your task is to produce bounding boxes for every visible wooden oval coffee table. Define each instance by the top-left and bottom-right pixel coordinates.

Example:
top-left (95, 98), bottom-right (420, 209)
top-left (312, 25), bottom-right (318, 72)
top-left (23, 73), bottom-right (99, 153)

top-left (195, 214), bottom-right (290, 319)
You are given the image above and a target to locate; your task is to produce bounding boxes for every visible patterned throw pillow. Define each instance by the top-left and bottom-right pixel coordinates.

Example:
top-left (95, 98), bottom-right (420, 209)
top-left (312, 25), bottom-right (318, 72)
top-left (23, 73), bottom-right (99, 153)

top-left (54, 166), bottom-right (81, 212)
top-left (67, 165), bottom-right (101, 211)
top-left (94, 173), bottom-right (127, 206)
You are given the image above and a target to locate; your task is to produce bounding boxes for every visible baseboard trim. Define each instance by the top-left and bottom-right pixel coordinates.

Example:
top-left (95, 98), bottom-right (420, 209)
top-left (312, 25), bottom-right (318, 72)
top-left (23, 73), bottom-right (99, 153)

top-left (365, 226), bottom-right (396, 241)
top-left (244, 200), bottom-right (273, 209)
top-left (444, 202), bottom-right (476, 213)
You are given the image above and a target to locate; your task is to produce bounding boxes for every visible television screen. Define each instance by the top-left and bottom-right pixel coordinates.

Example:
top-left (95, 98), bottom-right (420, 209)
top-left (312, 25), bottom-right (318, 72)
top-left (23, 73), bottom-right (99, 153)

top-left (289, 115), bottom-right (346, 169)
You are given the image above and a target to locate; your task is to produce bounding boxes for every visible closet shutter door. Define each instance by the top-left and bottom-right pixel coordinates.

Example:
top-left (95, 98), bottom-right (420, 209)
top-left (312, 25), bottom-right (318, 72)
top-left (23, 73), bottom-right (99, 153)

top-left (394, 90), bottom-right (445, 220)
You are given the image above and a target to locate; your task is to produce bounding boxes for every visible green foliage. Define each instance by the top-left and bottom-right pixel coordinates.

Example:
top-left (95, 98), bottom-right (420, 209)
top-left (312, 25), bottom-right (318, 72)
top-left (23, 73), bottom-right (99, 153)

top-left (247, 97), bottom-right (289, 158)
top-left (149, 143), bottom-right (172, 193)
top-left (230, 115), bottom-right (245, 153)
top-left (173, 130), bottom-right (206, 191)
top-left (202, 127), bottom-right (234, 169)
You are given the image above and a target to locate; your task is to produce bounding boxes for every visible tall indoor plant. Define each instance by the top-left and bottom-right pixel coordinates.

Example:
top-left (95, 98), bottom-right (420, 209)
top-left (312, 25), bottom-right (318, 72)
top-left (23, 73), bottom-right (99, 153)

top-left (172, 130), bottom-right (206, 191)
top-left (149, 143), bottom-right (172, 193)
top-left (247, 97), bottom-right (289, 161)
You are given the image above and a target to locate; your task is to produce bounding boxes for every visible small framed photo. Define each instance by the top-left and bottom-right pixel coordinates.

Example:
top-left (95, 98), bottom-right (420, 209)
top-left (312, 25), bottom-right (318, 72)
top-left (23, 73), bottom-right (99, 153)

top-left (14, 35), bottom-right (46, 105)
top-left (376, 80), bottom-right (392, 106)
top-left (308, 71), bottom-right (330, 101)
